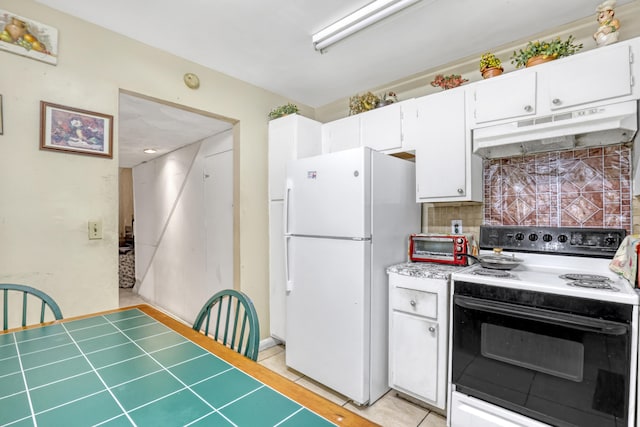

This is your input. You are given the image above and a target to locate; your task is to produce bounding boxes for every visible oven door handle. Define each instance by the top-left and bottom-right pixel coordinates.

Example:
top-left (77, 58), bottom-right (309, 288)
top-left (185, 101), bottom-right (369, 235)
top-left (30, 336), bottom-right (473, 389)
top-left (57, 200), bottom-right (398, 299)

top-left (454, 295), bottom-right (629, 336)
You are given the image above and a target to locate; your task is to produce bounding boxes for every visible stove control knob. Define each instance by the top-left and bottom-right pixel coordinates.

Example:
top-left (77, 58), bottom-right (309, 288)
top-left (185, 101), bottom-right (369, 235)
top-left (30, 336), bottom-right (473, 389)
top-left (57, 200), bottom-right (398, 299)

top-left (515, 233), bottom-right (525, 240)
top-left (558, 234), bottom-right (568, 243)
top-left (528, 233), bottom-right (538, 241)
top-left (543, 234), bottom-right (553, 242)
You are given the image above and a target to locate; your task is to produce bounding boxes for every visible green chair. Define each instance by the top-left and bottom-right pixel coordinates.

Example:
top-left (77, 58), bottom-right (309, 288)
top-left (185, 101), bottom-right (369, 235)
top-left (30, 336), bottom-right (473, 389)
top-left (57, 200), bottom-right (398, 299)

top-left (1, 283), bottom-right (63, 331)
top-left (192, 289), bottom-right (260, 361)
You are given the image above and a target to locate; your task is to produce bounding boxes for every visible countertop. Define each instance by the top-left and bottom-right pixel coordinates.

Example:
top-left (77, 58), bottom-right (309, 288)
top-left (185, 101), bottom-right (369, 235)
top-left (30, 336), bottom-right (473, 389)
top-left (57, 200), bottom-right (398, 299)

top-left (387, 261), bottom-right (469, 280)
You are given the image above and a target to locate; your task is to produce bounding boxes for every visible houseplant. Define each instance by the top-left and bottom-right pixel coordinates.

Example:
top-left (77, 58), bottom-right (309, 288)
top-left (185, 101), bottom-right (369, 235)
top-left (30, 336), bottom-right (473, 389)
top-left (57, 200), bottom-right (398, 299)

top-left (430, 74), bottom-right (468, 90)
top-left (268, 103), bottom-right (299, 120)
top-left (510, 35), bottom-right (583, 68)
top-left (479, 52), bottom-right (503, 79)
top-left (349, 92), bottom-right (380, 115)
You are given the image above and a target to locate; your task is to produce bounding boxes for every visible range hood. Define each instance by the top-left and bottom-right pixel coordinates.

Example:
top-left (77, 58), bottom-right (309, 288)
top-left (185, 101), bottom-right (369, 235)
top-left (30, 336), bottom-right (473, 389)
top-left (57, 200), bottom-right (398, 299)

top-left (473, 100), bottom-right (638, 159)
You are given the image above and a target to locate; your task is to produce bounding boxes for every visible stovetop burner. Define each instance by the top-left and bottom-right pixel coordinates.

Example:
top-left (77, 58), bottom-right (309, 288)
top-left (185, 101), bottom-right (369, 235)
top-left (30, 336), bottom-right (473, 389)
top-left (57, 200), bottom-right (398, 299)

top-left (472, 268), bottom-right (513, 278)
top-left (559, 273), bottom-right (618, 291)
top-left (565, 280), bottom-right (619, 291)
top-left (559, 273), bottom-right (611, 282)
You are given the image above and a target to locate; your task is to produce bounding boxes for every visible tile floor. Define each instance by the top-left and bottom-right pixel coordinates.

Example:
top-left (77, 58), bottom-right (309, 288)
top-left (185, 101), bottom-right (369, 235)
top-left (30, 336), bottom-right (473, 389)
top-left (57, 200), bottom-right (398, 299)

top-left (119, 288), bottom-right (447, 427)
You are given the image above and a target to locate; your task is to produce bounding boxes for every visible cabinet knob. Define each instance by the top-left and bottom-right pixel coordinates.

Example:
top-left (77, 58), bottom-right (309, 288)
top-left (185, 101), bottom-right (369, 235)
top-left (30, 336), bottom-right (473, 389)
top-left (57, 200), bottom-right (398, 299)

top-left (429, 326), bottom-right (436, 333)
top-left (457, 188), bottom-right (464, 194)
top-left (552, 98), bottom-right (562, 105)
top-left (524, 105), bottom-right (533, 112)
top-left (410, 300), bottom-right (416, 307)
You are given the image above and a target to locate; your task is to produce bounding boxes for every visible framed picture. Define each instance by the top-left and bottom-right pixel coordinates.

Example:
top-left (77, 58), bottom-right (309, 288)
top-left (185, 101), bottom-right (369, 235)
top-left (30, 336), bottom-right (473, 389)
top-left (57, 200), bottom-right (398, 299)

top-left (40, 101), bottom-right (113, 159)
top-left (0, 10), bottom-right (58, 65)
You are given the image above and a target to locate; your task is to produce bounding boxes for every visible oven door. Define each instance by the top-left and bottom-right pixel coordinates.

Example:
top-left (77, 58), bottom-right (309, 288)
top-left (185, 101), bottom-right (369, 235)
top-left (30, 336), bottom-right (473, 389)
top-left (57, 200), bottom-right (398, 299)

top-left (451, 287), bottom-right (632, 427)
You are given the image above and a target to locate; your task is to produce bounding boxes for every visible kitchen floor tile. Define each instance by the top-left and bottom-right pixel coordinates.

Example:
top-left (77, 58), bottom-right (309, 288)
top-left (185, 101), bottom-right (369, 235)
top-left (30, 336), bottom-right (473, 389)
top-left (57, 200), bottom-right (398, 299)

top-left (345, 391), bottom-right (430, 427)
top-left (418, 412), bottom-right (447, 427)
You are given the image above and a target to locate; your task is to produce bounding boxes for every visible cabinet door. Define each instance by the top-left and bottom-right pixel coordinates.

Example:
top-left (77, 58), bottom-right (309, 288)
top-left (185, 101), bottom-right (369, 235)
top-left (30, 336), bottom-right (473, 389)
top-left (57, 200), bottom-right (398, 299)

top-left (321, 115), bottom-right (360, 153)
top-left (543, 43), bottom-right (632, 111)
top-left (473, 71), bottom-right (537, 124)
top-left (268, 115), bottom-right (321, 200)
top-left (360, 103), bottom-right (402, 152)
top-left (389, 311), bottom-right (438, 403)
top-left (415, 89), bottom-right (467, 200)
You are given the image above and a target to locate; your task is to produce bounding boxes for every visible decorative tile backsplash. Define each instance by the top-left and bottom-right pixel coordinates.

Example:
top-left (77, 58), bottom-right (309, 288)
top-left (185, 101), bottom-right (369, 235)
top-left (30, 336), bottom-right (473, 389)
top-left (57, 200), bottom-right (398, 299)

top-left (483, 145), bottom-right (632, 232)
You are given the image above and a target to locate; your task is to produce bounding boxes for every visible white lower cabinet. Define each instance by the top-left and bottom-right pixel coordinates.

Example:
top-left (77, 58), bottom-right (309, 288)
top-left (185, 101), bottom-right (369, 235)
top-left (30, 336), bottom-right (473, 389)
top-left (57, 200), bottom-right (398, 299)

top-left (388, 271), bottom-right (448, 410)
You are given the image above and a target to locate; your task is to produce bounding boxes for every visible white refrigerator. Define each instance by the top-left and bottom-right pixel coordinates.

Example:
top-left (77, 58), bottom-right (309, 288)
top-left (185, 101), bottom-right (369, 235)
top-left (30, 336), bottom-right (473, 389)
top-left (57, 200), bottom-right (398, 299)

top-left (284, 147), bottom-right (420, 405)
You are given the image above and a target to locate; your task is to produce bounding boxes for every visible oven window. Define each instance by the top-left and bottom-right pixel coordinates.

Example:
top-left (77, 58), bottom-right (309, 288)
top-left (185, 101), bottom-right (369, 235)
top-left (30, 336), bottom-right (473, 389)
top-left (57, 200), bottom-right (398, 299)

top-left (452, 295), bottom-right (630, 427)
top-left (481, 323), bottom-right (584, 382)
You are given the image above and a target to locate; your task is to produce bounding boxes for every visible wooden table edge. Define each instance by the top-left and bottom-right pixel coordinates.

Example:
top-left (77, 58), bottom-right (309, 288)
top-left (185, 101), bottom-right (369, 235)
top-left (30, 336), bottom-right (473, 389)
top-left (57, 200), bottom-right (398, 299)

top-left (3, 304), bottom-right (379, 427)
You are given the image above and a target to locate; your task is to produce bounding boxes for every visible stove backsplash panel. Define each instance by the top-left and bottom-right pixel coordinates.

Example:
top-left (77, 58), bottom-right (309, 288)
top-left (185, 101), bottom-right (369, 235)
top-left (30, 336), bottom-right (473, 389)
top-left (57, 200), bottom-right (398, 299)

top-left (483, 144), bottom-right (631, 232)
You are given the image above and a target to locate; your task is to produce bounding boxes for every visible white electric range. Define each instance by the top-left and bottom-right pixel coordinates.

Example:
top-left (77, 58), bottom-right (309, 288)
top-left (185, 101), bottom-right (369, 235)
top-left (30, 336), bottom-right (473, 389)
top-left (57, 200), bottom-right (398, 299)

top-left (448, 226), bottom-right (639, 427)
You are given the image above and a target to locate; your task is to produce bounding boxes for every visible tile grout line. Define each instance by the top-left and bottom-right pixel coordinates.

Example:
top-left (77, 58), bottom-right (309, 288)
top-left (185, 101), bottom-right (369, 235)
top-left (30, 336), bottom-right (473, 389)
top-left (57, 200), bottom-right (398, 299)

top-left (59, 319), bottom-right (138, 426)
top-left (11, 333), bottom-right (38, 427)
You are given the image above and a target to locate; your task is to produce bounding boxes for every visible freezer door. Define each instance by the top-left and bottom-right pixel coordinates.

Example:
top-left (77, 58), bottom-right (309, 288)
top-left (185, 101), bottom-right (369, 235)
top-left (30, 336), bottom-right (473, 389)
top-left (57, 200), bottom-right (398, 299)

top-left (285, 236), bottom-right (370, 404)
top-left (286, 147), bottom-right (370, 238)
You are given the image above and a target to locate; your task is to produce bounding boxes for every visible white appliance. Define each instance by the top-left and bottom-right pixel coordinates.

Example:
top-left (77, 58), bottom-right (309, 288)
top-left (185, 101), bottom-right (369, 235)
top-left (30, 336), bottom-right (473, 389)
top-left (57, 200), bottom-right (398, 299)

top-left (448, 226), bottom-right (639, 427)
top-left (473, 100), bottom-right (638, 159)
top-left (268, 115), bottom-right (322, 342)
top-left (284, 147), bottom-right (420, 405)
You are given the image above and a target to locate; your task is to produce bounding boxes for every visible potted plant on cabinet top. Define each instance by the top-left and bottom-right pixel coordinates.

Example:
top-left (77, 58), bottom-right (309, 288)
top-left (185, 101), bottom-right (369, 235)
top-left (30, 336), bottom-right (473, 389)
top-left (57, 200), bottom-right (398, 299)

top-left (349, 92), bottom-right (380, 115)
top-left (430, 74), bottom-right (468, 90)
top-left (268, 103), bottom-right (299, 120)
top-left (510, 35), bottom-right (583, 68)
top-left (479, 52), bottom-right (503, 79)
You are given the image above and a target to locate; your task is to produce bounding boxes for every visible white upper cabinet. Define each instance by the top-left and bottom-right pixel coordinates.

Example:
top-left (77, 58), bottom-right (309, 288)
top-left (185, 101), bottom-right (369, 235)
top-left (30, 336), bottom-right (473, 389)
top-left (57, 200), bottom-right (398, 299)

top-left (321, 114), bottom-right (360, 153)
top-left (541, 42), bottom-right (632, 111)
top-left (470, 38), bottom-right (639, 129)
top-left (268, 114), bottom-right (322, 200)
top-left (321, 99), bottom-right (417, 154)
top-left (360, 102), bottom-right (403, 152)
top-left (414, 88), bottom-right (482, 202)
top-left (472, 72), bottom-right (538, 124)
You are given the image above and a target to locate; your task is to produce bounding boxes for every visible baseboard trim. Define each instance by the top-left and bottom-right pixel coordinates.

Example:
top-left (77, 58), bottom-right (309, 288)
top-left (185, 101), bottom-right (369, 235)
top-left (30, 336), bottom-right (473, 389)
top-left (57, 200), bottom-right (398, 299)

top-left (259, 336), bottom-right (283, 351)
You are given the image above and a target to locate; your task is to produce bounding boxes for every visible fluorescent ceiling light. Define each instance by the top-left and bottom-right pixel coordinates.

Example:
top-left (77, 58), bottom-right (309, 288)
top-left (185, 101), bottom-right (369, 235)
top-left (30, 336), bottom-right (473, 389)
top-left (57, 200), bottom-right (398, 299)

top-left (312, 0), bottom-right (422, 52)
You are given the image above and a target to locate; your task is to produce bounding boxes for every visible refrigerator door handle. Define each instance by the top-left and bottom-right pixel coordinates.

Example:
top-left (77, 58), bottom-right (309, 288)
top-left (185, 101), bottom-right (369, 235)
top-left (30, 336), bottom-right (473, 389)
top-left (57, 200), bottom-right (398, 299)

top-left (284, 180), bottom-right (292, 235)
top-left (284, 235), bottom-right (293, 292)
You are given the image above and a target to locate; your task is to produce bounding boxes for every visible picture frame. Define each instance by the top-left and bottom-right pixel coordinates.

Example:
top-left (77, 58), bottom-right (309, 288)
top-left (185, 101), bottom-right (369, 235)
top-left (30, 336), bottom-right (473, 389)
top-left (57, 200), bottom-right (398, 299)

top-left (0, 10), bottom-right (58, 65)
top-left (40, 101), bottom-right (113, 159)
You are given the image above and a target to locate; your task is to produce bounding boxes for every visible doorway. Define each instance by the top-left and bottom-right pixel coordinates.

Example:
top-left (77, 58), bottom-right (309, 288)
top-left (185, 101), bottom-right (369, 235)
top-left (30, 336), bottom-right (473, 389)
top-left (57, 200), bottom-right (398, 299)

top-left (117, 91), bottom-right (235, 322)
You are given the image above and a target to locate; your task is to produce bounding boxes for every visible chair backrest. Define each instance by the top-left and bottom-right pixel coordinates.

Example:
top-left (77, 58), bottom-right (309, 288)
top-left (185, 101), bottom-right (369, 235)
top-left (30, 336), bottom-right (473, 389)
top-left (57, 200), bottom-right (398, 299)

top-left (0, 283), bottom-right (63, 331)
top-left (192, 289), bottom-right (260, 361)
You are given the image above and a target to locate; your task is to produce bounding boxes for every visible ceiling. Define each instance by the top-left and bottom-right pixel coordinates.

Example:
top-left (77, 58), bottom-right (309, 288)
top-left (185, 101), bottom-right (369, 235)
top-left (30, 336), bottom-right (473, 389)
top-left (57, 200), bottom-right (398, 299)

top-left (118, 94), bottom-right (232, 168)
top-left (34, 0), bottom-right (634, 167)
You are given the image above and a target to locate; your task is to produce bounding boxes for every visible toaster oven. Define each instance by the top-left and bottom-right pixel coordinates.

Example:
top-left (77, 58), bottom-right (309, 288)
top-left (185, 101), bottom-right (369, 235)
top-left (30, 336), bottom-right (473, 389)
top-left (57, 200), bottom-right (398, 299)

top-left (409, 233), bottom-right (471, 265)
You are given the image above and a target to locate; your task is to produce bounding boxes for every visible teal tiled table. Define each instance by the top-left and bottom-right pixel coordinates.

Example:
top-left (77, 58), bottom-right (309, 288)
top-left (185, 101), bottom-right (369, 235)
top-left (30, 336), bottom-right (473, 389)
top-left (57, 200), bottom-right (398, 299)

top-left (0, 305), bottom-right (376, 427)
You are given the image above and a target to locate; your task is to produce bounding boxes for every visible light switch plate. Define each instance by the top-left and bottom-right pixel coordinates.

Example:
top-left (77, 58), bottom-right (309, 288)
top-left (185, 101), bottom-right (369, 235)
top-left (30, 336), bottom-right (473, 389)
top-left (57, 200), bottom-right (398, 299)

top-left (88, 220), bottom-right (103, 239)
top-left (451, 219), bottom-right (462, 234)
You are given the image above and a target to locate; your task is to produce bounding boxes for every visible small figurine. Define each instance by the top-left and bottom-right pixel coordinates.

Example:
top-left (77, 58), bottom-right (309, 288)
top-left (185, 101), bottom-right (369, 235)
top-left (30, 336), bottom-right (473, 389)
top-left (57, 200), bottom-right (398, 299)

top-left (594, 0), bottom-right (620, 47)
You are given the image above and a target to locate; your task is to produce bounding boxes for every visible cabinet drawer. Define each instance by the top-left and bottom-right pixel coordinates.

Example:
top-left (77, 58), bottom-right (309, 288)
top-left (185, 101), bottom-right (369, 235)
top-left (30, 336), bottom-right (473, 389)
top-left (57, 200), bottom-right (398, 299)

top-left (391, 286), bottom-right (437, 319)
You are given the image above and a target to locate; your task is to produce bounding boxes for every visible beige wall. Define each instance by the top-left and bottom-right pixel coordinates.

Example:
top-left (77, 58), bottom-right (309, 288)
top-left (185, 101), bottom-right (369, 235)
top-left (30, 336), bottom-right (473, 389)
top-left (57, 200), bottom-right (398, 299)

top-left (0, 0), bottom-right (311, 330)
